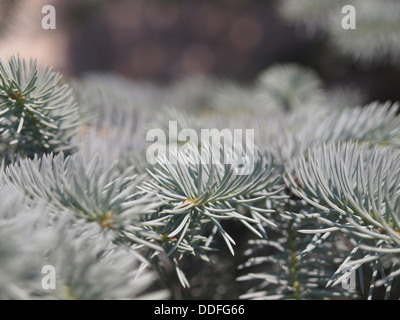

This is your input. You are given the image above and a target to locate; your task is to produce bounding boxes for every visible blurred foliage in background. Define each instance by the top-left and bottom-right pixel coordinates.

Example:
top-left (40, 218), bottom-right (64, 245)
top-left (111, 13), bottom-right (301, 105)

top-left (1, 0), bottom-right (399, 103)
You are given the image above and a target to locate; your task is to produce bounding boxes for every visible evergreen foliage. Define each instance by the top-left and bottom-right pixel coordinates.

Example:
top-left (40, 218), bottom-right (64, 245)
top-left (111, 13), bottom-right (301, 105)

top-left (0, 56), bottom-right (80, 163)
top-left (1, 7), bottom-right (399, 298)
top-left (279, 0), bottom-right (400, 66)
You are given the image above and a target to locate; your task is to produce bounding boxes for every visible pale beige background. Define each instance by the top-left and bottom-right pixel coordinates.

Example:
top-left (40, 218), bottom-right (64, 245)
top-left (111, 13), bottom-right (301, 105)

top-left (0, 0), bottom-right (69, 75)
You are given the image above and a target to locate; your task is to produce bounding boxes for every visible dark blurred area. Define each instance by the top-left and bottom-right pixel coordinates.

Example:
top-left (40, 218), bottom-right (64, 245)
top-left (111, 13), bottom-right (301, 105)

top-left (62, 0), bottom-right (305, 82)
top-left (0, 0), bottom-right (399, 102)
